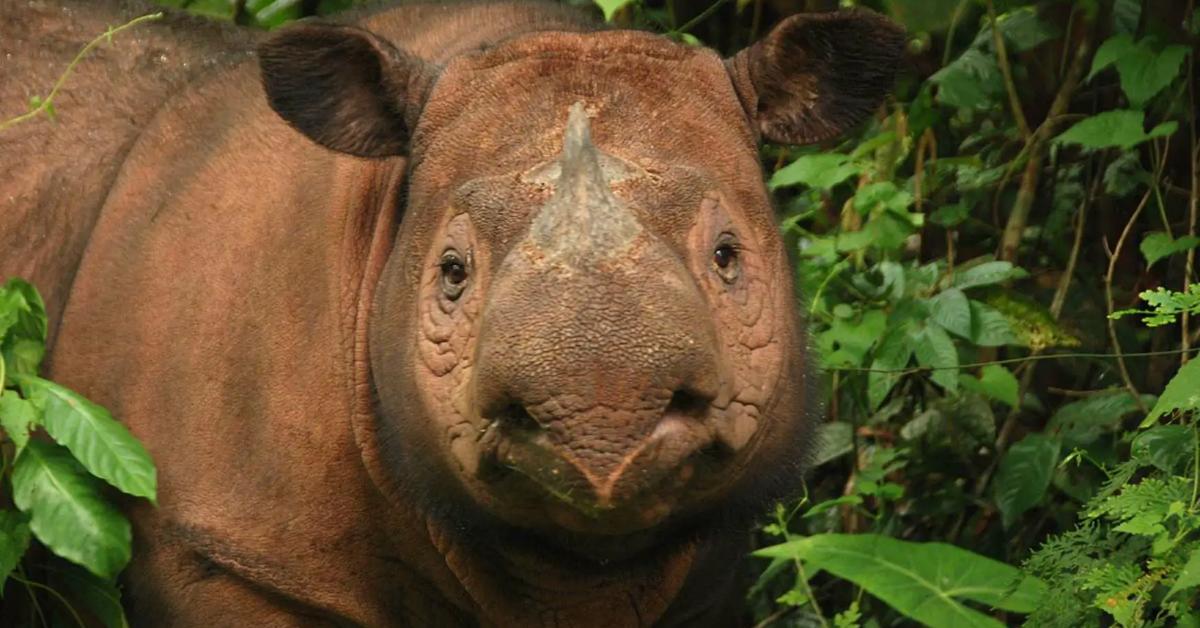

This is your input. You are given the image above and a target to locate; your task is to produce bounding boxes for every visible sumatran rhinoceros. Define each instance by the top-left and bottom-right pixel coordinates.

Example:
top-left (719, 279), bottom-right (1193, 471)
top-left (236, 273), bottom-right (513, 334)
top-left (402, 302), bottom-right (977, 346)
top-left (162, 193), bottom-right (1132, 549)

top-left (1, 0), bottom-right (903, 624)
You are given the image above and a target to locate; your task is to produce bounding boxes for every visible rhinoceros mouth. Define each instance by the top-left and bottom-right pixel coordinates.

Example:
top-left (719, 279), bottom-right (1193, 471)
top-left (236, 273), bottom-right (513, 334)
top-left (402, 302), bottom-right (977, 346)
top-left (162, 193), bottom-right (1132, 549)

top-left (470, 399), bottom-right (740, 538)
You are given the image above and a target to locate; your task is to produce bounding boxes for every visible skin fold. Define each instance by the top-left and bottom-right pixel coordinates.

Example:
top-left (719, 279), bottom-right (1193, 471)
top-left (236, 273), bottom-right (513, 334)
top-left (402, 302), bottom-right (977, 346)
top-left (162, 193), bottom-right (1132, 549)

top-left (0, 1), bottom-right (903, 625)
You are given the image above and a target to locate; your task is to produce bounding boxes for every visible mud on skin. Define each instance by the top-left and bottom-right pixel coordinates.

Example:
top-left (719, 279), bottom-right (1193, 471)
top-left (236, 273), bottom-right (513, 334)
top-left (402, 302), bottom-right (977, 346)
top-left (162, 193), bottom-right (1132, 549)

top-left (1, 1), bottom-right (904, 625)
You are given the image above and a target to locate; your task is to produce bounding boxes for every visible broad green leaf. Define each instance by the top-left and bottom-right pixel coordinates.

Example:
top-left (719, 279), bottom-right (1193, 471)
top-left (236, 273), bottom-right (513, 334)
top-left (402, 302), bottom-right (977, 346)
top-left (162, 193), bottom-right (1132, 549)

top-left (993, 433), bottom-right (1060, 527)
top-left (930, 49), bottom-right (1002, 110)
top-left (1140, 232), bottom-right (1200, 268)
top-left (1048, 390), bottom-right (1156, 446)
top-left (3, 338), bottom-right (45, 379)
top-left (1168, 546), bottom-right (1200, 599)
top-left (0, 510), bottom-right (31, 591)
top-left (12, 441), bottom-right (132, 579)
top-left (1131, 425), bottom-right (1194, 473)
top-left (14, 375), bottom-right (156, 502)
top-left (1118, 43), bottom-right (1189, 107)
top-left (1111, 0), bottom-right (1141, 35)
top-left (913, 324), bottom-right (958, 392)
top-left (969, 300), bottom-right (1020, 347)
top-left (950, 261), bottom-right (1022, 290)
top-left (755, 534), bottom-right (1046, 628)
top-left (1087, 34), bottom-right (1136, 83)
top-left (929, 288), bottom-right (972, 339)
top-left (810, 421), bottom-right (854, 467)
top-left (1054, 110), bottom-right (1178, 151)
top-left (770, 153), bottom-right (862, 191)
top-left (818, 310), bottom-right (887, 368)
top-left (54, 565), bottom-right (131, 628)
top-left (868, 323), bottom-right (915, 410)
top-left (1142, 358), bottom-right (1200, 426)
top-left (0, 390), bottom-right (38, 453)
top-left (968, 364), bottom-right (1019, 408)
top-left (593, 0), bottom-right (633, 21)
top-left (971, 7), bottom-right (1058, 53)
top-left (1, 278), bottom-right (47, 344)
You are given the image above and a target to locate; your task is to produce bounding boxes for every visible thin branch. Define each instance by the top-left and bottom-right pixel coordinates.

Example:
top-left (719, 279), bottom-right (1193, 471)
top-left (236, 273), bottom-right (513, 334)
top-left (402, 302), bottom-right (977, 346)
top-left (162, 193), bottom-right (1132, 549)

top-left (997, 26), bottom-right (1092, 262)
top-left (987, 0), bottom-right (1031, 139)
top-left (1184, 0), bottom-right (1198, 365)
top-left (0, 12), bottom-right (164, 132)
top-left (672, 0), bottom-right (729, 35)
top-left (1105, 145), bottom-right (1169, 415)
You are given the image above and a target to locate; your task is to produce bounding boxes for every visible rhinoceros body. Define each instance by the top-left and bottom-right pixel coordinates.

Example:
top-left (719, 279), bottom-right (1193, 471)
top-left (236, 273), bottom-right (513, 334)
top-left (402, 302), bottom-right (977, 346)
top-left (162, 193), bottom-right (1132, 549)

top-left (1, 1), bottom-right (902, 625)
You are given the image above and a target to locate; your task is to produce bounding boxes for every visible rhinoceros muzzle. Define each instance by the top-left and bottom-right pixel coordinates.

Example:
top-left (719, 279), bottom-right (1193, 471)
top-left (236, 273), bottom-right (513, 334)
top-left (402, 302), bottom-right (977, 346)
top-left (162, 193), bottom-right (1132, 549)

top-left (467, 104), bottom-right (742, 533)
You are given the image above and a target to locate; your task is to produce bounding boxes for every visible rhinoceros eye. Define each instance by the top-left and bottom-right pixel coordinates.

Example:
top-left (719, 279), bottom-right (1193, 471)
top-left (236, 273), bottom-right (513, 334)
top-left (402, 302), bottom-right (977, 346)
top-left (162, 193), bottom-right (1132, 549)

top-left (439, 250), bottom-right (469, 300)
top-left (712, 237), bottom-right (741, 283)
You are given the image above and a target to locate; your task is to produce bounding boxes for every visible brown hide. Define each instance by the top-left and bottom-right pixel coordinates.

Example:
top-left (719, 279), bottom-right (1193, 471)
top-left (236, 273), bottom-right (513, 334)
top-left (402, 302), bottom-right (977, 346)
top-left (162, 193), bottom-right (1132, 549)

top-left (2, 1), bottom-right (903, 625)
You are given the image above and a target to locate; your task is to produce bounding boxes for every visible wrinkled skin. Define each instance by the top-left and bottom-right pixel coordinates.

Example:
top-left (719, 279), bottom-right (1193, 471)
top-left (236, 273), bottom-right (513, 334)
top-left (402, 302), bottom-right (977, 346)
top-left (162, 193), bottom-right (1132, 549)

top-left (1, 1), bottom-right (903, 625)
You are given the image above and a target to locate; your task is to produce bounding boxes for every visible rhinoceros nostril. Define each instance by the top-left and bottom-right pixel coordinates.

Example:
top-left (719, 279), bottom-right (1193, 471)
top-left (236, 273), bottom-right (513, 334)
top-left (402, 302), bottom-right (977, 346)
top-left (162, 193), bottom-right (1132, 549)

top-left (497, 404), bottom-right (540, 431)
top-left (664, 389), bottom-right (710, 420)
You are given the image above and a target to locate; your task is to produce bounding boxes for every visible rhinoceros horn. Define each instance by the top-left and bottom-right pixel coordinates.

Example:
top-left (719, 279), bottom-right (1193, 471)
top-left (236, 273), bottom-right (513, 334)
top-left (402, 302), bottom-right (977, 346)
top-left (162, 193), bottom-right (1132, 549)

top-left (529, 102), bottom-right (642, 263)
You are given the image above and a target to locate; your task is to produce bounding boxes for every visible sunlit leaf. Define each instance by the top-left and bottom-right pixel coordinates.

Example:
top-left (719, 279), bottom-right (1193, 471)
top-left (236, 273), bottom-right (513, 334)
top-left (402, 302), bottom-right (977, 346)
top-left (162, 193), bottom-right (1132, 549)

top-left (1140, 232), bottom-right (1200, 269)
top-left (964, 364), bottom-right (1020, 408)
top-left (770, 153), bottom-right (862, 191)
top-left (0, 390), bottom-right (38, 454)
top-left (593, 0), bottom-right (634, 22)
top-left (14, 374), bottom-right (156, 502)
top-left (1054, 110), bottom-right (1178, 151)
top-left (12, 441), bottom-right (132, 579)
top-left (1142, 358), bottom-right (1200, 426)
top-left (755, 534), bottom-right (1046, 628)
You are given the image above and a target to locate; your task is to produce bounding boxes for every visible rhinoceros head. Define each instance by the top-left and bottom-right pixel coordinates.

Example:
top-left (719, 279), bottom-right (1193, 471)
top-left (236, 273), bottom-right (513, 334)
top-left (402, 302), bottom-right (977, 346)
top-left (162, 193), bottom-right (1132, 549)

top-left (258, 10), bottom-right (903, 557)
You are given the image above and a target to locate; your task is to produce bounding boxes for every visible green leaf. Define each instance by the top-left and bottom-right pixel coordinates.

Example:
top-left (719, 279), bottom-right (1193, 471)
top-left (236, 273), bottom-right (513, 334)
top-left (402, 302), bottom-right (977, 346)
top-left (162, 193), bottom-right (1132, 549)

top-left (593, 0), bottom-right (634, 21)
top-left (913, 324), bottom-right (959, 392)
top-left (811, 421), bottom-right (854, 467)
top-left (1054, 110), bottom-right (1178, 151)
top-left (3, 338), bottom-right (45, 379)
top-left (1168, 547), bottom-right (1200, 599)
top-left (1131, 425), bottom-right (1194, 473)
top-left (12, 441), bottom-right (132, 579)
top-left (1048, 390), bottom-right (1156, 446)
top-left (0, 390), bottom-right (38, 454)
top-left (1087, 34), bottom-right (1136, 83)
top-left (993, 433), bottom-right (1060, 527)
top-left (930, 49), bottom-right (1002, 110)
top-left (0, 278), bottom-right (47, 344)
top-left (755, 534), bottom-right (1046, 627)
top-left (869, 323), bottom-right (915, 410)
top-left (14, 375), bottom-right (156, 502)
top-left (1141, 232), bottom-right (1200, 269)
top-left (967, 364), bottom-right (1020, 408)
top-left (769, 153), bottom-right (862, 191)
top-left (0, 510), bottom-right (31, 591)
top-left (969, 300), bottom-right (1020, 347)
top-left (1142, 358), bottom-right (1200, 426)
top-left (951, 261), bottom-right (1022, 290)
top-left (929, 288), bottom-right (972, 339)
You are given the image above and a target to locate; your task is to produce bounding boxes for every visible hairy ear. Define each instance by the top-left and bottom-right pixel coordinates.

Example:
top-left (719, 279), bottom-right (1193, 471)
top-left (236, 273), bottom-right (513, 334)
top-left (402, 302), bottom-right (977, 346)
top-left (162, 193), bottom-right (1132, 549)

top-left (258, 24), bottom-right (434, 158)
top-left (726, 10), bottom-right (906, 145)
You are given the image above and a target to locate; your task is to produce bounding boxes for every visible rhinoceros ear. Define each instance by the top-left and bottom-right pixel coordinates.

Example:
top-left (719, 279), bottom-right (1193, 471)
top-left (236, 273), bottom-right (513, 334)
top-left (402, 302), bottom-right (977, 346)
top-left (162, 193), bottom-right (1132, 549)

top-left (258, 24), bottom-right (434, 158)
top-left (726, 10), bottom-right (905, 145)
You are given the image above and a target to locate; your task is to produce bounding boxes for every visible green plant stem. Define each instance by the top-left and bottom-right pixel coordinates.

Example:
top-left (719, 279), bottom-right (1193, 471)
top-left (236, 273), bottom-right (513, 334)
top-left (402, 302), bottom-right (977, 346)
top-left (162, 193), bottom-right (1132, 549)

top-left (1105, 178), bottom-right (1161, 416)
top-left (987, 0), bottom-right (1030, 140)
top-left (942, 0), bottom-right (970, 67)
top-left (11, 572), bottom-right (83, 628)
top-left (672, 0), bottom-right (728, 35)
top-left (1184, 3), bottom-right (1198, 366)
top-left (0, 12), bottom-right (164, 132)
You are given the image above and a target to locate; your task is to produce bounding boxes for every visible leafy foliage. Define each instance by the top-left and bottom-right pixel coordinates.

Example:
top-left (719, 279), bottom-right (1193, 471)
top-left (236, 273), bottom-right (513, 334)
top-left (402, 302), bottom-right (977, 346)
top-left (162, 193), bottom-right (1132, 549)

top-left (0, 279), bottom-right (155, 626)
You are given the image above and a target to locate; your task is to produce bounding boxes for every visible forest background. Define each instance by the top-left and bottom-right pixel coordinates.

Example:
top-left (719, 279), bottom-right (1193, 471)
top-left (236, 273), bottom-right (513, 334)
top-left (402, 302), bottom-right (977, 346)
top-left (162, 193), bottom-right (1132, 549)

top-left (1, 0), bottom-right (1198, 626)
